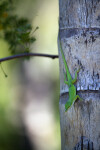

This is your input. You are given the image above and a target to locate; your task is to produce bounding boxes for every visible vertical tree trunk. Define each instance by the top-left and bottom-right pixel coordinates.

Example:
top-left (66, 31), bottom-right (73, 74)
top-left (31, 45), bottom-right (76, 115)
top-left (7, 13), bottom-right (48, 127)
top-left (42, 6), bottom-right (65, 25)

top-left (58, 0), bottom-right (100, 149)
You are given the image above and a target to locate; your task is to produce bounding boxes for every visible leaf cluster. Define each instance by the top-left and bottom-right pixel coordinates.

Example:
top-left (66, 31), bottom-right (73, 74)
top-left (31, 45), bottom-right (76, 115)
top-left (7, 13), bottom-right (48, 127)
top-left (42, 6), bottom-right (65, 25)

top-left (0, 0), bottom-right (38, 55)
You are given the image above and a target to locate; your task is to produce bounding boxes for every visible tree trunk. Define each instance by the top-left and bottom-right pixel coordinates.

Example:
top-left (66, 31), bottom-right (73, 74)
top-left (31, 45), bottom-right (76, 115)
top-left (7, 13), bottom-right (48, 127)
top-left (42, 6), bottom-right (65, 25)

top-left (58, 0), bottom-right (100, 149)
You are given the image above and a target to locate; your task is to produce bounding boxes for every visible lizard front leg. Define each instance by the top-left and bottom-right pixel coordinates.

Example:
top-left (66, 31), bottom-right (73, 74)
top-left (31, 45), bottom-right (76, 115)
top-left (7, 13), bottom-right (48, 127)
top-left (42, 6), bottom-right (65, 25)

top-left (73, 94), bottom-right (82, 102)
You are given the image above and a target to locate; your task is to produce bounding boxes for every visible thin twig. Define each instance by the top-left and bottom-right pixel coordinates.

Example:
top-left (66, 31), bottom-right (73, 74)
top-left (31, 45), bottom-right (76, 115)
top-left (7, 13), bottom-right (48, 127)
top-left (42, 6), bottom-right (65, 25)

top-left (0, 53), bottom-right (59, 63)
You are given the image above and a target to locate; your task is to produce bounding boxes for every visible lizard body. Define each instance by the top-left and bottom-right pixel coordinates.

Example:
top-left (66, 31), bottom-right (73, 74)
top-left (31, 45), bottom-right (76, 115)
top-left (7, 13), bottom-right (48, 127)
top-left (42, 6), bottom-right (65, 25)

top-left (59, 39), bottom-right (82, 111)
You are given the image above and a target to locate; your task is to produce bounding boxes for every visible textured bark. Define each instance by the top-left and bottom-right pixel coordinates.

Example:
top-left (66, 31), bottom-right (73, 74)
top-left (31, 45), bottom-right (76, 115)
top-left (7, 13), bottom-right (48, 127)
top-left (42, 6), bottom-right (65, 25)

top-left (59, 0), bottom-right (100, 150)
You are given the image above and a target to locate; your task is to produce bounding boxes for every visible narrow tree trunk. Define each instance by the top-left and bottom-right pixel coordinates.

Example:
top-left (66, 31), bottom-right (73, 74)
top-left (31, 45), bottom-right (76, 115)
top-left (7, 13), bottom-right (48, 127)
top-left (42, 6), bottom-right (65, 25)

top-left (58, 0), bottom-right (100, 149)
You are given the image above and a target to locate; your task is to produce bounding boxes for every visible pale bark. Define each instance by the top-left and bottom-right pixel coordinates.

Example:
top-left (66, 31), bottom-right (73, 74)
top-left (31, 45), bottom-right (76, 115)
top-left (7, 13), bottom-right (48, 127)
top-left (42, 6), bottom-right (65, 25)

top-left (59, 0), bottom-right (100, 149)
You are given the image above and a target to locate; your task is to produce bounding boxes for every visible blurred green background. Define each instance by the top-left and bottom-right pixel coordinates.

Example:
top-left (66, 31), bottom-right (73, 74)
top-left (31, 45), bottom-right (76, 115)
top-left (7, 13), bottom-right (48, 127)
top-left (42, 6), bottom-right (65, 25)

top-left (0, 0), bottom-right (60, 150)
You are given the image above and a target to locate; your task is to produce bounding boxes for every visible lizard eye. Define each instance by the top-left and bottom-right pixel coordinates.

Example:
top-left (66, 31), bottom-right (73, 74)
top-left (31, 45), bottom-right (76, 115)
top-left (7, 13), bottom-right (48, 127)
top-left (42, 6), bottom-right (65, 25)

top-left (65, 106), bottom-right (70, 112)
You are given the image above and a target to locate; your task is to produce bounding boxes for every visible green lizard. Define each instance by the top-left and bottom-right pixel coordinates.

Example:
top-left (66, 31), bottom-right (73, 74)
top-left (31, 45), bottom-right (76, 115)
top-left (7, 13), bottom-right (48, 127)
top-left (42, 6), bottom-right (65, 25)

top-left (59, 39), bottom-right (82, 112)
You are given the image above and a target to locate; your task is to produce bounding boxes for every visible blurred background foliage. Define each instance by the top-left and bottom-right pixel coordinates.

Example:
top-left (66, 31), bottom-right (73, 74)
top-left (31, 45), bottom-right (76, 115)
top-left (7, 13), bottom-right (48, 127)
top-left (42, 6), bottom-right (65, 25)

top-left (0, 0), bottom-right (38, 54)
top-left (0, 0), bottom-right (60, 150)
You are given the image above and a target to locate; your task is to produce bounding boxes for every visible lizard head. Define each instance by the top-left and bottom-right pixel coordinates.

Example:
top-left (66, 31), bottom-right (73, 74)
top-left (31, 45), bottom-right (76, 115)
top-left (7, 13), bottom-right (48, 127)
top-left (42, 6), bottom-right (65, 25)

top-left (65, 101), bottom-right (71, 112)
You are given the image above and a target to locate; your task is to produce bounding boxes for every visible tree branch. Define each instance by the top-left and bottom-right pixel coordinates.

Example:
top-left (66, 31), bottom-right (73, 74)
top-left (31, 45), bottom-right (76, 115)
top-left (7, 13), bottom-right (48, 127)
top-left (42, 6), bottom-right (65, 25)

top-left (0, 52), bottom-right (59, 63)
